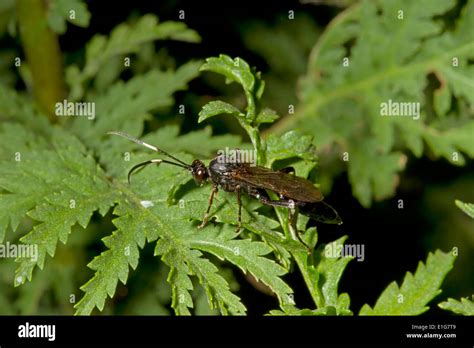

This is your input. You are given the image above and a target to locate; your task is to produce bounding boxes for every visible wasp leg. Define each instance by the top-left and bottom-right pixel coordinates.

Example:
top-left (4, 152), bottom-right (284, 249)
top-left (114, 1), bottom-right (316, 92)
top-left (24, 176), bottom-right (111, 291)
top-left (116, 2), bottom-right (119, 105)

top-left (288, 207), bottom-right (311, 254)
top-left (288, 206), bottom-right (297, 232)
top-left (198, 185), bottom-right (218, 229)
top-left (248, 188), bottom-right (311, 252)
top-left (251, 191), bottom-right (298, 208)
top-left (245, 188), bottom-right (287, 207)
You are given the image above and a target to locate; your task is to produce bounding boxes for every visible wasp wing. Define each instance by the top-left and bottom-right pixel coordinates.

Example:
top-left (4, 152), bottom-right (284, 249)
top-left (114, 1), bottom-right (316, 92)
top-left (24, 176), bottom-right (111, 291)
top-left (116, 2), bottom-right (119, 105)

top-left (231, 165), bottom-right (324, 203)
top-left (300, 201), bottom-right (342, 225)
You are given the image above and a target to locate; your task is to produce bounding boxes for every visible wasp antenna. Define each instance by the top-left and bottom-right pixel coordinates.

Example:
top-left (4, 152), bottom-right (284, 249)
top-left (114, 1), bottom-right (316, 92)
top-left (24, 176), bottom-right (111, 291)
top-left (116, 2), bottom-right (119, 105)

top-left (108, 131), bottom-right (190, 168)
top-left (127, 158), bottom-right (188, 184)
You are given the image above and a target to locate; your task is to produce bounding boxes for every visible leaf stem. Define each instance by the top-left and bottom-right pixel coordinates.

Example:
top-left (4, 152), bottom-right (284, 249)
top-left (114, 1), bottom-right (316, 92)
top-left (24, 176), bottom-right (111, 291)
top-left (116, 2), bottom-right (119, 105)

top-left (272, 203), bottom-right (324, 308)
top-left (16, 0), bottom-right (66, 121)
top-left (239, 119), bottom-right (266, 165)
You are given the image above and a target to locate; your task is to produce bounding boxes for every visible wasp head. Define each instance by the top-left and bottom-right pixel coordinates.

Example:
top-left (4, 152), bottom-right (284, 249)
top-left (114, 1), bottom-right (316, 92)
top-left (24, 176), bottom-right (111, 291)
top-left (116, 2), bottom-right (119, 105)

top-left (190, 159), bottom-right (209, 186)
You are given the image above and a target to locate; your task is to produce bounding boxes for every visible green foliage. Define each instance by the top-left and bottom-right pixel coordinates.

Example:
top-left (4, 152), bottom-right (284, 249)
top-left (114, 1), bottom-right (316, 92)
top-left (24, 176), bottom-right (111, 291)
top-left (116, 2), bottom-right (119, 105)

top-left (201, 55), bottom-right (265, 120)
top-left (313, 237), bottom-right (353, 314)
top-left (271, 0), bottom-right (474, 207)
top-left (0, 0), bottom-right (15, 38)
top-left (269, 305), bottom-right (339, 316)
top-left (1, 24), bottom-right (299, 314)
top-left (200, 54), bottom-right (268, 164)
top-left (0, 5), bottom-right (467, 317)
top-left (360, 250), bottom-right (456, 315)
top-left (67, 14), bottom-right (201, 101)
top-left (455, 199), bottom-right (474, 218)
top-left (435, 199), bottom-right (474, 316)
top-left (439, 297), bottom-right (474, 315)
top-left (241, 14), bottom-right (319, 115)
top-left (198, 101), bottom-right (244, 122)
top-left (10, 130), bottom-right (115, 287)
top-left (269, 236), bottom-right (353, 316)
top-left (47, 0), bottom-right (91, 34)
top-left (199, 55), bottom-right (353, 314)
top-left (1, 16), bottom-right (252, 315)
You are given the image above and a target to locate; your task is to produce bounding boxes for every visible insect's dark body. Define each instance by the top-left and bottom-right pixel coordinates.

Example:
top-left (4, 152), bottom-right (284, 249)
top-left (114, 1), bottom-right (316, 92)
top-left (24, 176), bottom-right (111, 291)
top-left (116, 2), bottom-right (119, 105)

top-left (207, 158), bottom-right (342, 226)
top-left (208, 160), bottom-right (244, 192)
top-left (209, 159), bottom-right (318, 202)
top-left (108, 131), bottom-right (342, 236)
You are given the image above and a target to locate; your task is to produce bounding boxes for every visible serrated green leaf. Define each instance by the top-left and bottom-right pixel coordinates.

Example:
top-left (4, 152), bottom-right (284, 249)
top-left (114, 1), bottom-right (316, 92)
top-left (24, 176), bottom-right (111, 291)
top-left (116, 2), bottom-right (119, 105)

top-left (439, 297), bottom-right (474, 315)
top-left (67, 14), bottom-right (201, 100)
top-left (0, 86), bottom-right (51, 134)
top-left (348, 139), bottom-right (406, 207)
top-left (1, 65), bottom-right (277, 316)
top-left (265, 130), bottom-right (320, 179)
top-left (268, 305), bottom-right (333, 316)
top-left (71, 125), bottom-right (293, 315)
top-left (47, 0), bottom-right (90, 34)
top-left (83, 14), bottom-right (200, 76)
top-left (71, 61), bottom-right (202, 152)
top-left (433, 83), bottom-right (451, 117)
top-left (360, 249), bottom-right (456, 315)
top-left (200, 55), bottom-right (265, 122)
top-left (266, 130), bottom-right (318, 164)
top-left (255, 108), bottom-right (280, 125)
top-left (163, 249), bottom-right (194, 315)
top-left (312, 236), bottom-right (354, 314)
top-left (187, 226), bottom-right (293, 305)
top-left (423, 121), bottom-right (474, 166)
top-left (455, 200), bottom-right (474, 218)
top-left (198, 100), bottom-right (244, 123)
top-left (75, 207), bottom-right (156, 315)
top-left (2, 128), bottom-right (116, 286)
top-left (200, 54), bottom-right (256, 95)
top-left (268, 302), bottom-right (352, 316)
top-left (152, 220), bottom-right (247, 315)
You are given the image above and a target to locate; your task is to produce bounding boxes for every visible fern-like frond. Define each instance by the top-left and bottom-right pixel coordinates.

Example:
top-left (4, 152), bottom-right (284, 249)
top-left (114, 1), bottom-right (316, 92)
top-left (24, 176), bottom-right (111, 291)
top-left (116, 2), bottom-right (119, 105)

top-left (272, 0), bottom-right (474, 207)
top-left (439, 297), bottom-right (474, 315)
top-left (360, 250), bottom-right (456, 315)
top-left (66, 14), bottom-right (201, 100)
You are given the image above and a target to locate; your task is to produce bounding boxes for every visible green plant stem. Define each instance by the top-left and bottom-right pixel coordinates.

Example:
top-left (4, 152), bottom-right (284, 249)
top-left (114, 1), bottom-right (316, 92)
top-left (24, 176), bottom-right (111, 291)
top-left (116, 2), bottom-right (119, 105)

top-left (240, 78), bottom-right (324, 308)
top-left (16, 0), bottom-right (66, 121)
top-left (272, 204), bottom-right (324, 308)
top-left (285, 209), bottom-right (324, 308)
top-left (239, 82), bottom-right (266, 165)
top-left (239, 120), bottom-right (266, 165)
